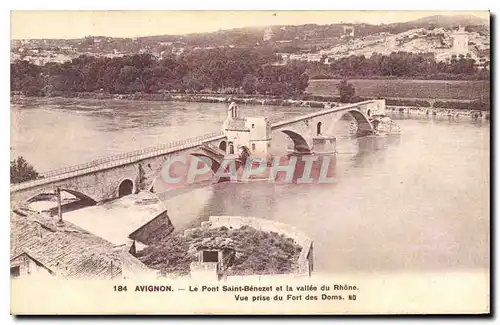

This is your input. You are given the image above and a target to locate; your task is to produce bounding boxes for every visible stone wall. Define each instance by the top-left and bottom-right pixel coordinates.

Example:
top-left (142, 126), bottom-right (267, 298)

top-left (129, 209), bottom-right (175, 245)
top-left (190, 262), bottom-right (219, 281)
top-left (208, 216), bottom-right (314, 277)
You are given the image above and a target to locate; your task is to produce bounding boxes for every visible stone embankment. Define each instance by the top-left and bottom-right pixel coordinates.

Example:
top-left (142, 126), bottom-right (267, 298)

top-left (386, 106), bottom-right (490, 119)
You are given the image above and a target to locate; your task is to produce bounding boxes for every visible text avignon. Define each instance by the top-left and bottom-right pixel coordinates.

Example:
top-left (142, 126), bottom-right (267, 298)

top-left (135, 285), bottom-right (173, 292)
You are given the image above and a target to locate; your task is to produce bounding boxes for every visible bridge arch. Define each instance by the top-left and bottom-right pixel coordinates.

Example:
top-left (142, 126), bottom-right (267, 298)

top-left (328, 109), bottom-right (373, 136)
top-left (190, 154), bottom-right (223, 176)
top-left (281, 130), bottom-right (312, 153)
top-left (189, 153), bottom-right (242, 183)
top-left (24, 188), bottom-right (97, 205)
top-left (117, 178), bottom-right (136, 197)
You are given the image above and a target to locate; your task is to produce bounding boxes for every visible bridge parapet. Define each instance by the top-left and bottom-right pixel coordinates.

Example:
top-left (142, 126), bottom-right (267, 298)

top-left (270, 100), bottom-right (384, 130)
top-left (356, 99), bottom-right (386, 117)
top-left (11, 131), bottom-right (225, 192)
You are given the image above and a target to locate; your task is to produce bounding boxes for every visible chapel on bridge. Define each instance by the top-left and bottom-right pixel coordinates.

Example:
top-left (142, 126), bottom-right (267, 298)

top-left (220, 102), bottom-right (272, 159)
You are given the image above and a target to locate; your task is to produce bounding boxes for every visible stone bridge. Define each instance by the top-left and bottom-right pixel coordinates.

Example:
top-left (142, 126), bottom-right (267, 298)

top-left (10, 100), bottom-right (385, 205)
top-left (10, 132), bottom-right (225, 205)
top-left (271, 99), bottom-right (385, 153)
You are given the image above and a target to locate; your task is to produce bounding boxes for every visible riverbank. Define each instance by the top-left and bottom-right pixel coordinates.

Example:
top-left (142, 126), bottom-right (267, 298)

top-left (386, 106), bottom-right (490, 120)
top-left (11, 90), bottom-right (490, 112)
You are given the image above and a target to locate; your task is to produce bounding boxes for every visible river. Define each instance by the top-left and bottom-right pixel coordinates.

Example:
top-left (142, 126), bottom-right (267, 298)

top-left (11, 97), bottom-right (490, 274)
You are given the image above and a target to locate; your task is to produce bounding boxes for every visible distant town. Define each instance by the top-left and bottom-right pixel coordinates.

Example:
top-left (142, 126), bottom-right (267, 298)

top-left (11, 14), bottom-right (490, 70)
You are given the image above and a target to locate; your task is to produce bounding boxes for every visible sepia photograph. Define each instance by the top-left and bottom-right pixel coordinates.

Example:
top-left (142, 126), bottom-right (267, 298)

top-left (9, 9), bottom-right (491, 315)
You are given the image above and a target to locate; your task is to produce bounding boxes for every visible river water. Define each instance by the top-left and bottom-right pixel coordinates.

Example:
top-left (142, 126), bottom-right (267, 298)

top-left (11, 98), bottom-right (490, 274)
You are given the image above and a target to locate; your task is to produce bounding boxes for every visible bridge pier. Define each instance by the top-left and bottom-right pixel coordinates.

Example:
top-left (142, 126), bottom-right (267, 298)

top-left (312, 136), bottom-right (336, 155)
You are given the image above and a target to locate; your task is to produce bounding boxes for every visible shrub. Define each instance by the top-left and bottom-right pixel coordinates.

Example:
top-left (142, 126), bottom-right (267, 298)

top-left (10, 156), bottom-right (40, 184)
top-left (337, 80), bottom-right (356, 103)
top-left (137, 226), bottom-right (303, 277)
top-left (385, 98), bottom-right (431, 107)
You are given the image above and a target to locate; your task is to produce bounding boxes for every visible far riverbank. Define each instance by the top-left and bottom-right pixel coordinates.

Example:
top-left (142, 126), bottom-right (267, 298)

top-left (11, 89), bottom-right (490, 112)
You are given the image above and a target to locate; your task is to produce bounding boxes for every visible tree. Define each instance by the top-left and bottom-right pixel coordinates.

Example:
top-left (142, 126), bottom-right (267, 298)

top-left (242, 74), bottom-right (259, 94)
top-left (10, 156), bottom-right (40, 184)
top-left (337, 79), bottom-right (356, 103)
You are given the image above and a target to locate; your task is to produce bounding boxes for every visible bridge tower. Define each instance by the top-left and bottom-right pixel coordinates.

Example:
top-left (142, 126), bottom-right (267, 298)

top-left (221, 102), bottom-right (272, 159)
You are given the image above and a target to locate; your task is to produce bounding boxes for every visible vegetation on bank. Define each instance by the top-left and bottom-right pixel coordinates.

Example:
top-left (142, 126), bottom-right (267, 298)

top-left (11, 50), bottom-right (309, 97)
top-left (136, 225), bottom-right (303, 277)
top-left (11, 48), bottom-right (490, 101)
top-left (308, 77), bottom-right (489, 102)
top-left (10, 156), bottom-right (40, 184)
top-left (308, 52), bottom-right (490, 81)
top-left (10, 47), bottom-right (490, 111)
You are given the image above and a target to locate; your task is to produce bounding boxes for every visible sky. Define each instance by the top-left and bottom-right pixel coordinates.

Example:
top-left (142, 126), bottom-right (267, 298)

top-left (11, 11), bottom-right (489, 40)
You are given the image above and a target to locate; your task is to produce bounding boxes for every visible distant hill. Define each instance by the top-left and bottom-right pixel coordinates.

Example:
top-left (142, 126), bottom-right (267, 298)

top-left (138, 14), bottom-right (490, 48)
top-left (403, 14), bottom-right (489, 28)
top-left (11, 13), bottom-right (489, 59)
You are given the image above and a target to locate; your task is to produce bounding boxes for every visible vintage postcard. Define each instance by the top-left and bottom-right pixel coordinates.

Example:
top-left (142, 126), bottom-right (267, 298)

top-left (10, 10), bottom-right (490, 315)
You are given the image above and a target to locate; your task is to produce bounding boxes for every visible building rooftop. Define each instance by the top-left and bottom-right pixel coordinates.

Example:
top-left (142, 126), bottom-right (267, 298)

top-left (225, 118), bottom-right (248, 132)
top-left (10, 211), bottom-right (151, 279)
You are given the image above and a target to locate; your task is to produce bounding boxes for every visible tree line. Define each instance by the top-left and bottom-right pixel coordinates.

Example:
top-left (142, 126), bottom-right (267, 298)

top-left (307, 52), bottom-right (490, 80)
top-left (11, 49), bottom-right (489, 99)
top-left (11, 48), bottom-right (310, 97)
